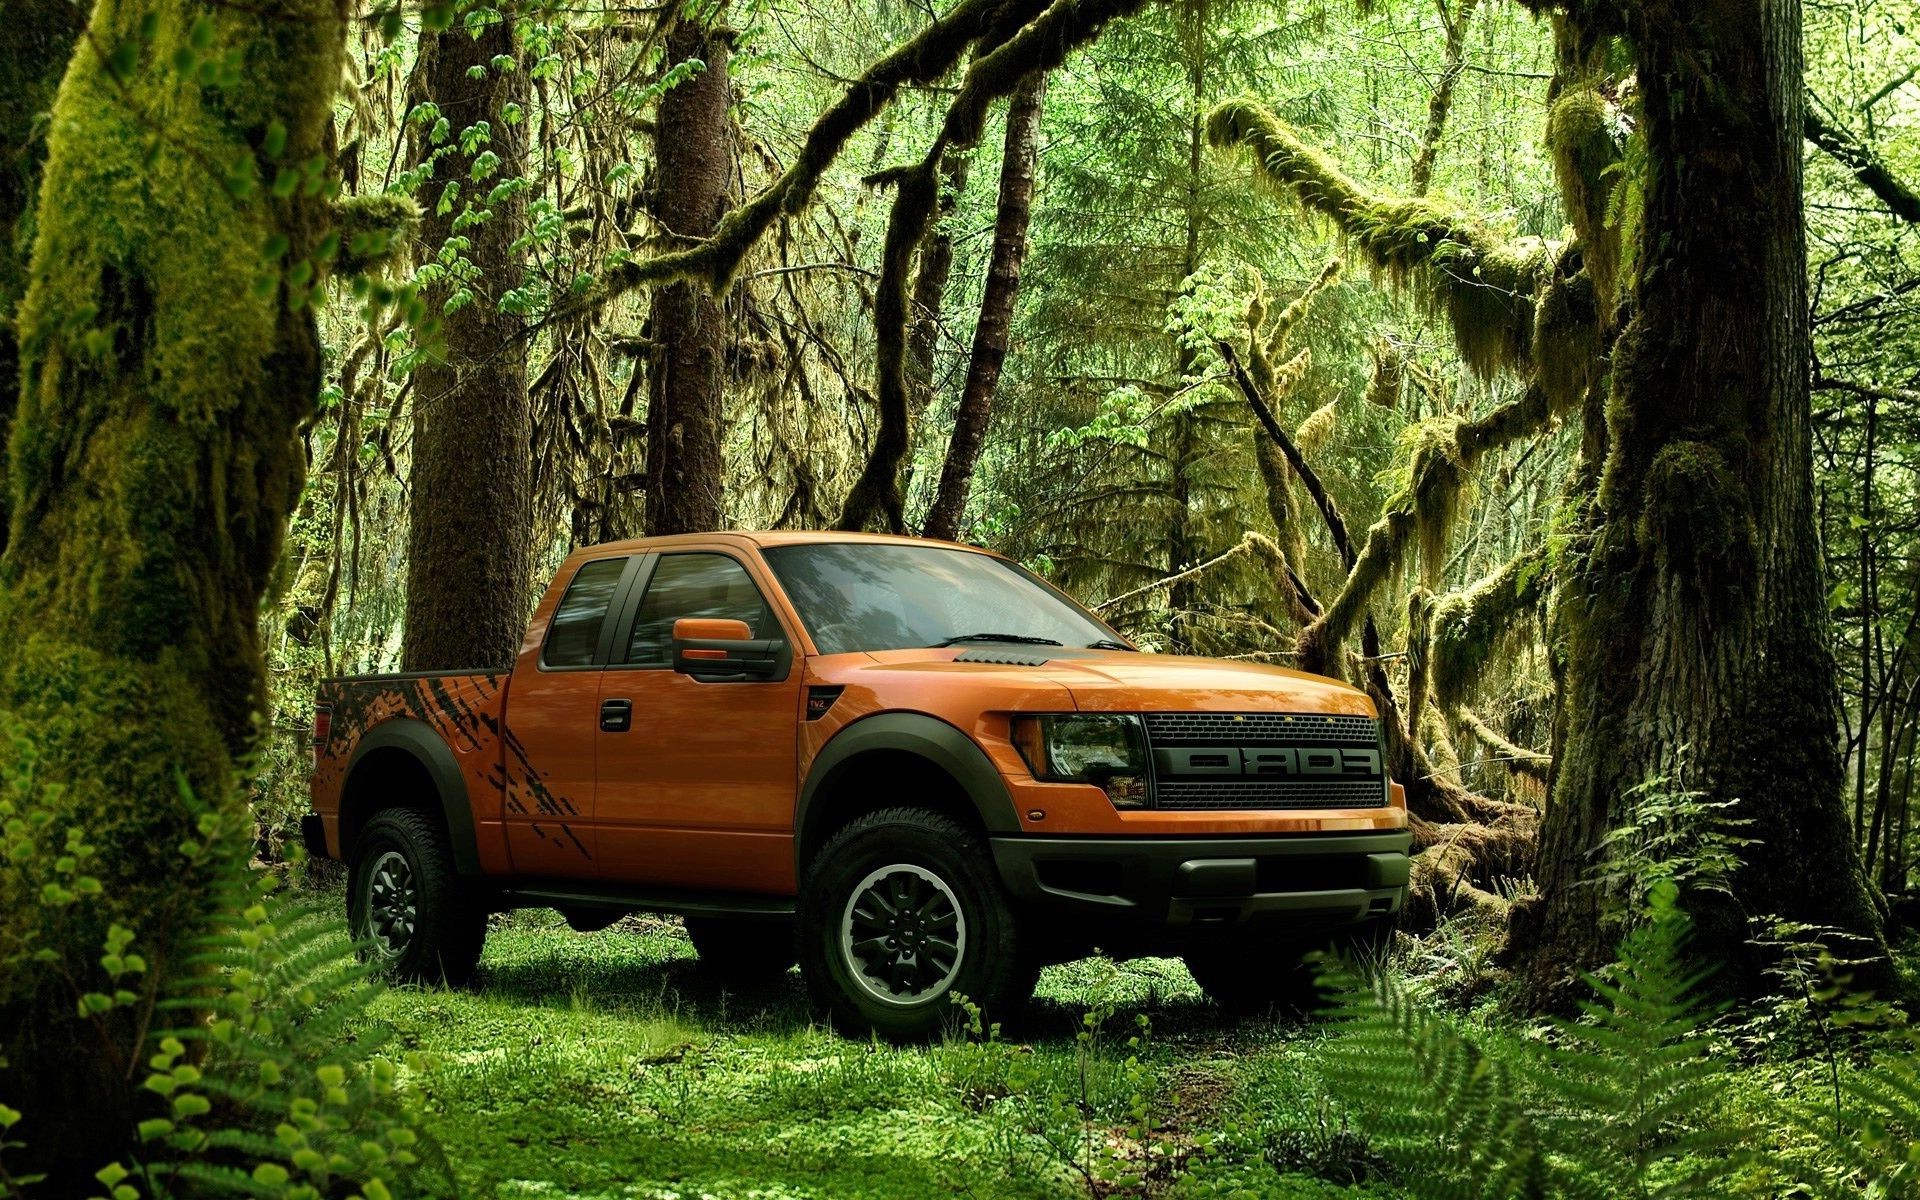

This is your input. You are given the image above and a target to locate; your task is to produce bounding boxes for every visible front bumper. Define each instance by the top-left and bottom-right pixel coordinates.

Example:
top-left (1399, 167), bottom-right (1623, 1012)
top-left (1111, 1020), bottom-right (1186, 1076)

top-left (990, 830), bottom-right (1409, 947)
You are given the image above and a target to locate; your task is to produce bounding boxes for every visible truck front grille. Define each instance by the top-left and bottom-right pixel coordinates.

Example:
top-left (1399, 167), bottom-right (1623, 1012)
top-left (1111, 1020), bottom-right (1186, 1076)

top-left (1143, 712), bottom-right (1381, 746)
top-left (1142, 712), bottom-right (1387, 812)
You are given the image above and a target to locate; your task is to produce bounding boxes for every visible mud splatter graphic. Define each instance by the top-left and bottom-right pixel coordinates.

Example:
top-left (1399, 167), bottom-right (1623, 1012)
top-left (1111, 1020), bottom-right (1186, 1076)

top-left (312, 671), bottom-right (593, 860)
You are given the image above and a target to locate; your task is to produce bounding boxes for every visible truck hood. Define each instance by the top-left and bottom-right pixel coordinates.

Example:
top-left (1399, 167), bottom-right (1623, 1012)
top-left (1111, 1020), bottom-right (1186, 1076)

top-left (1035, 651), bottom-right (1374, 715)
top-left (841, 647), bottom-right (1375, 716)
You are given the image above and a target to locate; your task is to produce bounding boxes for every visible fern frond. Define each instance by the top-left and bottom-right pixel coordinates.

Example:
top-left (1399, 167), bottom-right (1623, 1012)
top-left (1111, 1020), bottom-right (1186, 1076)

top-left (1319, 965), bottom-right (1547, 1199)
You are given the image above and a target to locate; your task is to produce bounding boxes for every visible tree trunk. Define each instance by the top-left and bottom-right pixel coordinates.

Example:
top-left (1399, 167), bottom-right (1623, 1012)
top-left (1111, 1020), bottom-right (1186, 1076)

top-left (404, 16), bottom-right (534, 671)
top-left (923, 73), bottom-right (1045, 543)
top-left (0, 0), bottom-right (346, 1182)
top-left (1517, 0), bottom-right (1886, 1003)
top-left (645, 12), bottom-right (732, 536)
top-left (907, 150), bottom-right (969, 426)
top-left (1408, 0), bottom-right (1479, 197)
top-left (0, 0), bottom-right (84, 556)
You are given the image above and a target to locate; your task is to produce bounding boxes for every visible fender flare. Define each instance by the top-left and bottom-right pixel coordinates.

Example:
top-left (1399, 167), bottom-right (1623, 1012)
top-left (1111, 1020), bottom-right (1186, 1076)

top-left (795, 712), bottom-right (1019, 872)
top-left (340, 718), bottom-right (482, 880)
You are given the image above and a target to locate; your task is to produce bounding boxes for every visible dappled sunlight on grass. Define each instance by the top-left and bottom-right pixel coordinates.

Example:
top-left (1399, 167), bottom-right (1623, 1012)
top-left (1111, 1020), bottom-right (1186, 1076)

top-left (356, 915), bottom-right (1376, 1199)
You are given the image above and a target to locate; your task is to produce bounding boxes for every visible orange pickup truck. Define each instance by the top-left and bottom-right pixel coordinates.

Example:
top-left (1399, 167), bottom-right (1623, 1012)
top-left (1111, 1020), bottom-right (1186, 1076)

top-left (305, 532), bottom-right (1409, 1035)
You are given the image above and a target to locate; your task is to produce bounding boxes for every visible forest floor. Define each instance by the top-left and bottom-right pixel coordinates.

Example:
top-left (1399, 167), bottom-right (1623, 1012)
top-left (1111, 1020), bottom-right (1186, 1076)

top-left (360, 910), bottom-right (1397, 1199)
top-left (356, 908), bottom-right (1907, 1199)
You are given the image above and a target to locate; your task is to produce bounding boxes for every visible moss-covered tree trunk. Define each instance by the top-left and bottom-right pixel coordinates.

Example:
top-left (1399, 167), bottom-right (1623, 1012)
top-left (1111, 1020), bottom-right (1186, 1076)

top-left (0, 0), bottom-right (85, 555)
top-left (645, 11), bottom-right (732, 536)
top-left (1517, 0), bottom-right (1886, 1001)
top-left (403, 13), bottom-right (534, 670)
top-left (924, 72), bottom-right (1044, 543)
top-left (0, 0), bottom-right (346, 1181)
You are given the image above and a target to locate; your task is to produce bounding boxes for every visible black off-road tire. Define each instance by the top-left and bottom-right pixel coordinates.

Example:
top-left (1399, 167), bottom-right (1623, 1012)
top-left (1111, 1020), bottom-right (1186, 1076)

top-left (799, 808), bottom-right (1032, 1039)
top-left (685, 916), bottom-right (798, 982)
top-left (347, 808), bottom-right (487, 986)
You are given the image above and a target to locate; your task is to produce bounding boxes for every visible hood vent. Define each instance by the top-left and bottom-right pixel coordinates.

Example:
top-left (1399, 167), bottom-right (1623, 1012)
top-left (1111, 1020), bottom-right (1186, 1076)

top-left (953, 648), bottom-right (1052, 667)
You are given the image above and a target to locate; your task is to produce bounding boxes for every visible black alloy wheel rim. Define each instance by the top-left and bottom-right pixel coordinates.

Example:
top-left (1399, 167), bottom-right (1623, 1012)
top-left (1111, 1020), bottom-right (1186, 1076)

top-left (365, 849), bottom-right (419, 957)
top-left (839, 864), bottom-right (968, 1006)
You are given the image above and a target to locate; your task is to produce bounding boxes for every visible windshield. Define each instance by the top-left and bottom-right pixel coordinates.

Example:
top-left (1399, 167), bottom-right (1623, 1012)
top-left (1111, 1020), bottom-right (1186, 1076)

top-left (762, 543), bottom-right (1122, 655)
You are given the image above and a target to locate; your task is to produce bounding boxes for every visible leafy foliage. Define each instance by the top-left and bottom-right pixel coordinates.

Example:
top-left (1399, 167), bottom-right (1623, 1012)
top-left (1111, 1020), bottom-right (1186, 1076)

top-left (0, 788), bottom-right (451, 1198)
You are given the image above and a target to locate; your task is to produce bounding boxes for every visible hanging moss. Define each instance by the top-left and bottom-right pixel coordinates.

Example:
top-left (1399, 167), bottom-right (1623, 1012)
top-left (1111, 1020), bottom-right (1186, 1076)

top-left (1635, 440), bottom-right (1755, 604)
top-left (1405, 585), bottom-right (1434, 722)
top-left (1208, 97), bottom-right (1555, 380)
top-left (1296, 395), bottom-right (1339, 454)
top-left (1405, 417), bottom-right (1470, 585)
top-left (329, 192), bottom-right (421, 277)
top-left (1545, 84), bottom-right (1621, 302)
top-left (1364, 338), bottom-right (1404, 408)
top-left (1429, 545), bottom-right (1549, 710)
top-left (1264, 257), bottom-right (1341, 356)
top-left (1533, 253), bottom-right (1602, 414)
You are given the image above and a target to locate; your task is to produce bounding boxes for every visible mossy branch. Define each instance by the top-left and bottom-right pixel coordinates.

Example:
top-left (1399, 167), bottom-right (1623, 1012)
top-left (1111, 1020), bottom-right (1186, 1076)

top-left (1430, 544), bottom-right (1549, 709)
top-left (1300, 385), bottom-right (1552, 663)
top-left (1457, 707), bottom-right (1551, 785)
top-left (561, 0), bottom-right (1053, 320)
top-left (838, 0), bottom-right (1154, 530)
top-left (1207, 97), bottom-right (1556, 380)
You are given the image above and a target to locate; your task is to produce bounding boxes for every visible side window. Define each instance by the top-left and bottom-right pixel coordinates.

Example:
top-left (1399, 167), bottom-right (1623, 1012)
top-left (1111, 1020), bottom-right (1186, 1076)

top-left (541, 557), bottom-right (628, 667)
top-left (625, 553), bottom-right (775, 666)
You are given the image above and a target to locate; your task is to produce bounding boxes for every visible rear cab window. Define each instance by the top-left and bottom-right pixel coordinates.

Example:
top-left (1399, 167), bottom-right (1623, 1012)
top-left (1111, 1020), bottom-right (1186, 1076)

top-left (541, 556), bottom-right (629, 667)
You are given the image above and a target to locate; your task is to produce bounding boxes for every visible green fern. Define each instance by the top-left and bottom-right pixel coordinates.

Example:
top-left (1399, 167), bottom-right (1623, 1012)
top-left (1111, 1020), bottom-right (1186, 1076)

top-left (1781, 1022), bottom-right (1920, 1199)
top-left (1318, 884), bottom-right (1754, 1199)
top-left (130, 850), bottom-right (459, 1199)
top-left (2, 784), bottom-right (455, 1199)
top-left (1318, 963), bottom-right (1545, 1199)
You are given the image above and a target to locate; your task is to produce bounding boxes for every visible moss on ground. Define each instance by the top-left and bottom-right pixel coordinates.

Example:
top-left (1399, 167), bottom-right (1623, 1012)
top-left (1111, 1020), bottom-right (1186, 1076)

top-left (363, 916), bottom-right (1398, 1199)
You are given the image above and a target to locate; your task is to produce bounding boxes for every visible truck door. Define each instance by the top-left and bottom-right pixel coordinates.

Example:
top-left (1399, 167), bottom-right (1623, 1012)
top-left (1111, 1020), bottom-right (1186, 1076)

top-left (500, 552), bottom-right (638, 878)
top-left (594, 549), bottom-right (803, 892)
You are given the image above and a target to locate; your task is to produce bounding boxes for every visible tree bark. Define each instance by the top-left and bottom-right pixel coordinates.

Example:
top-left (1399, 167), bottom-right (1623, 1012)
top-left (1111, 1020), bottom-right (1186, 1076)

top-left (1408, 0), bottom-right (1480, 197)
top-left (0, 0), bottom-right (84, 556)
top-left (404, 15), bottom-right (534, 670)
top-left (0, 0), bottom-right (346, 1182)
top-left (906, 150), bottom-right (969, 427)
top-left (645, 11), bottom-right (733, 536)
top-left (1517, 0), bottom-right (1887, 1003)
top-left (923, 72), bottom-right (1045, 543)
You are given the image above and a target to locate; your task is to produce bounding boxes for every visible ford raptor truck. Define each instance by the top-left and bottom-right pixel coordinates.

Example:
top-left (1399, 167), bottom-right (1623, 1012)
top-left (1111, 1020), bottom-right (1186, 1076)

top-left (305, 532), bottom-right (1411, 1036)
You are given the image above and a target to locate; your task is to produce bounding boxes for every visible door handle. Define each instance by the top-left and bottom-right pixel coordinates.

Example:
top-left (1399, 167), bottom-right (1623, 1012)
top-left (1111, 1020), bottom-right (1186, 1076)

top-left (600, 698), bottom-right (632, 733)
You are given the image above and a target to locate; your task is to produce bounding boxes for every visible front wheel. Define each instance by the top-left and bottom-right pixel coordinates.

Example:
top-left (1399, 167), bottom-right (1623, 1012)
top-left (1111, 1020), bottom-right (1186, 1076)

top-left (799, 808), bottom-right (1032, 1039)
top-left (347, 808), bottom-right (487, 986)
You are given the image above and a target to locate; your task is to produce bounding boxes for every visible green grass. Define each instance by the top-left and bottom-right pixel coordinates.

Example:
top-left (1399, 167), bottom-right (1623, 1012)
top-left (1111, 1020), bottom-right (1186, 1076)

top-left (359, 911), bottom-right (1393, 1199)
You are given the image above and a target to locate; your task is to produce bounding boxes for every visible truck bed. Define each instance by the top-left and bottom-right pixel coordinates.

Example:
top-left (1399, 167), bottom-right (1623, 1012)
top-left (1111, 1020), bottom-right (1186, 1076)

top-left (311, 670), bottom-right (512, 860)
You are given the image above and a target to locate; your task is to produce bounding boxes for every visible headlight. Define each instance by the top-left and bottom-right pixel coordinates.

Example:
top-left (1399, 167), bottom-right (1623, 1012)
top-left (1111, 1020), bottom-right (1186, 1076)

top-left (1010, 714), bottom-right (1150, 809)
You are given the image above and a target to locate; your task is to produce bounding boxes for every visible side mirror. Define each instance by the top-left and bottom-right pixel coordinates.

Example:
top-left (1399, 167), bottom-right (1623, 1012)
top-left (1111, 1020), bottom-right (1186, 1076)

top-left (672, 617), bottom-right (783, 679)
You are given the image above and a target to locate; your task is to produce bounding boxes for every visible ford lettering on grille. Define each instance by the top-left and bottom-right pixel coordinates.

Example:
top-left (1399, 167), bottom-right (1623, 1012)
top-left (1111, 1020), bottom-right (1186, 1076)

top-left (1153, 746), bottom-right (1382, 777)
top-left (1142, 712), bottom-right (1387, 811)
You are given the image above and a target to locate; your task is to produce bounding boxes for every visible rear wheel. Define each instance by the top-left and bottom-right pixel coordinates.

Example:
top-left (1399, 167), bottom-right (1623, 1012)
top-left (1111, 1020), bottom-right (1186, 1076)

top-left (685, 916), bottom-right (797, 981)
top-left (799, 808), bottom-right (1031, 1039)
top-left (347, 808), bottom-right (487, 986)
